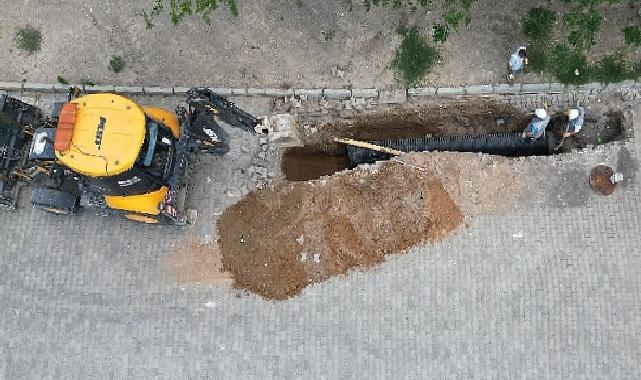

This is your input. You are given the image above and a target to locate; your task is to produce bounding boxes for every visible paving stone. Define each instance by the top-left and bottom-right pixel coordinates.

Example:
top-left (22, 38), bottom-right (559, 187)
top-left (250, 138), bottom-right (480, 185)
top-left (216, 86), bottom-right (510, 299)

top-left (521, 83), bottom-right (550, 93)
top-left (173, 87), bottom-right (191, 94)
top-left (209, 87), bottom-right (233, 95)
top-left (494, 83), bottom-right (521, 94)
top-left (143, 87), bottom-right (175, 95)
top-left (465, 84), bottom-right (493, 94)
top-left (407, 87), bottom-right (437, 97)
top-left (84, 84), bottom-right (116, 93)
top-left (579, 82), bottom-right (604, 91)
top-left (294, 88), bottom-right (323, 98)
top-left (379, 88), bottom-right (407, 103)
top-left (324, 88), bottom-right (352, 99)
top-left (437, 87), bottom-right (465, 95)
top-left (0, 82), bottom-right (23, 90)
top-left (22, 83), bottom-right (55, 92)
top-left (351, 88), bottom-right (379, 99)
top-left (264, 88), bottom-right (294, 96)
top-left (247, 88), bottom-right (266, 96)
top-left (115, 86), bottom-right (144, 94)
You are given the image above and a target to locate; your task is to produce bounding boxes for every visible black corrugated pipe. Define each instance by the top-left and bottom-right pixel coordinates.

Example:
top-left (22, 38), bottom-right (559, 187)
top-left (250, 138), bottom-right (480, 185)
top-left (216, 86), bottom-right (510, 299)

top-left (347, 133), bottom-right (555, 167)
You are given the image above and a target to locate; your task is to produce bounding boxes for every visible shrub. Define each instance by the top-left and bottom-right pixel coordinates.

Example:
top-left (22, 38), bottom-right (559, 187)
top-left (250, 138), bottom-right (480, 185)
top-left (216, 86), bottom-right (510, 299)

top-left (527, 43), bottom-right (549, 73)
top-left (15, 25), bottom-right (43, 54)
top-left (392, 27), bottom-right (440, 86)
top-left (564, 7), bottom-right (601, 50)
top-left (432, 23), bottom-right (449, 43)
top-left (522, 7), bottom-right (556, 41)
top-left (109, 55), bottom-right (125, 73)
top-left (592, 54), bottom-right (632, 83)
top-left (548, 44), bottom-right (590, 84)
top-left (56, 76), bottom-right (69, 85)
top-left (623, 25), bottom-right (641, 46)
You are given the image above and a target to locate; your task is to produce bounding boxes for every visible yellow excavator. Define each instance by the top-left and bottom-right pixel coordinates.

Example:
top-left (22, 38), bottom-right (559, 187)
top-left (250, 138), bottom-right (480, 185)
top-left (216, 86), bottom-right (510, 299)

top-left (0, 88), bottom-right (263, 224)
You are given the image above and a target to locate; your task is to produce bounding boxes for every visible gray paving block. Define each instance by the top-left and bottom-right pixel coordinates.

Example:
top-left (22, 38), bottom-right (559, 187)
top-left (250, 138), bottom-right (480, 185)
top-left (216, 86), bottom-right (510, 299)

top-left (351, 88), bottom-right (379, 99)
top-left (294, 88), bottom-right (323, 98)
top-left (115, 86), bottom-right (144, 94)
top-left (494, 83), bottom-right (521, 94)
top-left (53, 83), bottom-right (84, 93)
top-left (209, 88), bottom-right (233, 95)
top-left (324, 88), bottom-right (352, 99)
top-left (407, 87), bottom-right (437, 97)
top-left (465, 84), bottom-right (493, 95)
top-left (143, 87), bottom-right (175, 95)
top-left (22, 83), bottom-right (55, 92)
top-left (437, 87), bottom-right (465, 95)
top-left (264, 88), bottom-right (294, 97)
top-left (247, 88), bottom-right (266, 96)
top-left (379, 88), bottom-right (407, 103)
top-left (521, 83), bottom-right (550, 93)
top-left (548, 82), bottom-right (567, 93)
top-left (231, 88), bottom-right (248, 96)
top-left (578, 82), bottom-right (604, 91)
top-left (84, 84), bottom-right (116, 93)
top-left (173, 87), bottom-right (191, 94)
top-left (0, 82), bottom-right (23, 90)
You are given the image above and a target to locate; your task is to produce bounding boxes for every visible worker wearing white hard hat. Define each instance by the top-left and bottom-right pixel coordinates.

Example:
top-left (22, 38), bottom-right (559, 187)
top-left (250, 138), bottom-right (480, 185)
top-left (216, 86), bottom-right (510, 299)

top-left (564, 107), bottom-right (585, 137)
top-left (523, 107), bottom-right (551, 139)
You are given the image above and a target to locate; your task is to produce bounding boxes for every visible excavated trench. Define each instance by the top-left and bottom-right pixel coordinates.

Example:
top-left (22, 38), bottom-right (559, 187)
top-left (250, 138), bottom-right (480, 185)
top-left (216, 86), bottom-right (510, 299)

top-left (282, 101), bottom-right (627, 181)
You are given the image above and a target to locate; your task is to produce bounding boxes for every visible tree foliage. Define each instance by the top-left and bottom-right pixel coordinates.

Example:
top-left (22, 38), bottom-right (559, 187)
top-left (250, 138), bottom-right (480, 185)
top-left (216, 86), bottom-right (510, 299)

top-left (143, 0), bottom-right (238, 29)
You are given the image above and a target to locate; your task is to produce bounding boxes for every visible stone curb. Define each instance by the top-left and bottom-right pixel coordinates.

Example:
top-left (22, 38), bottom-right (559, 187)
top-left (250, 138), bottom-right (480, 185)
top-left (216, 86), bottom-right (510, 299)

top-left (1, 81), bottom-right (640, 101)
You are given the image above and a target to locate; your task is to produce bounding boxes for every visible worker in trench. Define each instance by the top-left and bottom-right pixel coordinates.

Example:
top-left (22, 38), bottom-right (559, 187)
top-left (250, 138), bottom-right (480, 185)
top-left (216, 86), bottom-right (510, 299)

top-left (522, 107), bottom-right (551, 139)
top-left (553, 106), bottom-right (586, 150)
top-left (507, 46), bottom-right (528, 84)
top-left (564, 107), bottom-right (585, 138)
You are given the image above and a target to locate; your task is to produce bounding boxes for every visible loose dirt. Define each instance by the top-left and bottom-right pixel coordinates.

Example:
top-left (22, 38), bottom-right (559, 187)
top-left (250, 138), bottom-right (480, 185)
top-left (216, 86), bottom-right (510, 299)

top-left (216, 162), bottom-right (463, 300)
top-left (590, 165), bottom-right (616, 195)
top-left (169, 240), bottom-right (232, 284)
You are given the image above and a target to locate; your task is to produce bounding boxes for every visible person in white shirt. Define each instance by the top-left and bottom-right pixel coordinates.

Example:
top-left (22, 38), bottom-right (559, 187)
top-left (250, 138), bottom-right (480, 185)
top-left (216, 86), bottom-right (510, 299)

top-left (507, 46), bottom-right (528, 83)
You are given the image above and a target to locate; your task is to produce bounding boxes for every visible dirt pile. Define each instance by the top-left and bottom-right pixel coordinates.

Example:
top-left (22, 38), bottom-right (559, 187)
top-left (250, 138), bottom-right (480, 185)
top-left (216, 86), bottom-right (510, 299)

top-left (216, 162), bottom-right (463, 300)
top-left (399, 152), bottom-right (533, 216)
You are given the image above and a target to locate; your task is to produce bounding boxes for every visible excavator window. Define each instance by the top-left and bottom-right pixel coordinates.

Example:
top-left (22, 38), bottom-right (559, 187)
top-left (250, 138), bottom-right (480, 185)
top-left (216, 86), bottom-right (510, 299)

top-left (137, 117), bottom-right (176, 180)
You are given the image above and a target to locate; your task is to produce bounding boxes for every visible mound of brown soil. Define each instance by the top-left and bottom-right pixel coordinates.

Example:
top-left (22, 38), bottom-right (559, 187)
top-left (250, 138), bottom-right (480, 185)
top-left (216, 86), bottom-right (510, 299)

top-left (217, 162), bottom-right (463, 300)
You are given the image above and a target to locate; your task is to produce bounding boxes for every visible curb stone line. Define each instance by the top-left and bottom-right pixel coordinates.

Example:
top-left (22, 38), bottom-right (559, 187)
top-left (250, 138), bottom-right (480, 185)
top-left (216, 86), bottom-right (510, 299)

top-left (1, 81), bottom-right (640, 101)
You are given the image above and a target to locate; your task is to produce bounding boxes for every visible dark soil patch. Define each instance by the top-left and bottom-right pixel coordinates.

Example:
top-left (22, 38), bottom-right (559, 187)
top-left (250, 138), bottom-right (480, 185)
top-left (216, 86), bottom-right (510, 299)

top-left (218, 163), bottom-right (463, 300)
top-left (281, 146), bottom-right (349, 181)
top-left (590, 165), bottom-right (617, 195)
top-left (348, 101), bottom-right (529, 140)
top-left (548, 110), bottom-right (626, 152)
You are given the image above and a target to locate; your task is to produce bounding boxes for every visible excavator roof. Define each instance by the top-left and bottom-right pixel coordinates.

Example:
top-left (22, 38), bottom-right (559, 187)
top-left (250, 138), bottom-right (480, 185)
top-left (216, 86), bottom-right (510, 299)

top-left (55, 94), bottom-right (146, 177)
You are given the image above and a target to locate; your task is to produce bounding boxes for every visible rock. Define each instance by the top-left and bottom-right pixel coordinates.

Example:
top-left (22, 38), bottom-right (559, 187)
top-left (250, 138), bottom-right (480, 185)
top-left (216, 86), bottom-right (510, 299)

top-left (313, 252), bottom-right (321, 263)
top-left (296, 235), bottom-right (305, 245)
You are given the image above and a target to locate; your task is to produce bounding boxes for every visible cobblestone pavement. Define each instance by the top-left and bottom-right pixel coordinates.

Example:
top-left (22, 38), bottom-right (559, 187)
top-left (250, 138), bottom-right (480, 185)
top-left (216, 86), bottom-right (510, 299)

top-left (1, 91), bottom-right (641, 379)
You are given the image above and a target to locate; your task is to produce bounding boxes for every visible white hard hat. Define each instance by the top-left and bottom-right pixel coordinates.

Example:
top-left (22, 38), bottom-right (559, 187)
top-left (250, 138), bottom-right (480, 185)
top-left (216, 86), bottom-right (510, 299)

top-left (535, 108), bottom-right (547, 119)
top-left (568, 108), bottom-right (579, 120)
